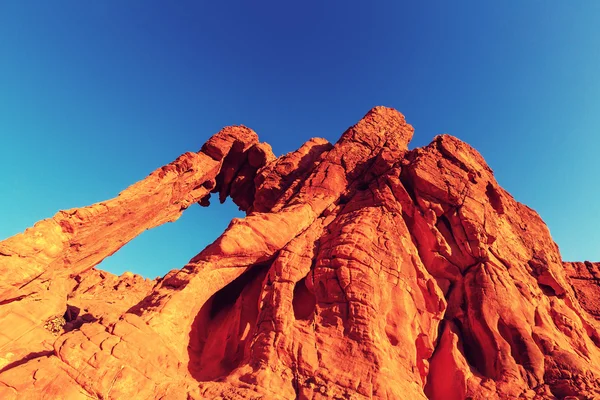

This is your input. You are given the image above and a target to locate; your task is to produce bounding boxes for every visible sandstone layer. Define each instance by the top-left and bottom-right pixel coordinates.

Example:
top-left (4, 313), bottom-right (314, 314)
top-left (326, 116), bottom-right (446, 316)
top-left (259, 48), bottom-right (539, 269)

top-left (1, 107), bottom-right (599, 399)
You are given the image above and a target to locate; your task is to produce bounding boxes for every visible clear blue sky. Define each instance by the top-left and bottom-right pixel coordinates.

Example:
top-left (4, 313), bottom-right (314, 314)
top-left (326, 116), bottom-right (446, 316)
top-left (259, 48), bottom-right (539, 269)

top-left (1, 1), bottom-right (599, 278)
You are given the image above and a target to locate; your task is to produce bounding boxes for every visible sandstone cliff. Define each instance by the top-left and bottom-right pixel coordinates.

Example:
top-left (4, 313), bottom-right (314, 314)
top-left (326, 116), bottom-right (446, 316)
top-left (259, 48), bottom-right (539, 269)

top-left (1, 107), bottom-right (599, 399)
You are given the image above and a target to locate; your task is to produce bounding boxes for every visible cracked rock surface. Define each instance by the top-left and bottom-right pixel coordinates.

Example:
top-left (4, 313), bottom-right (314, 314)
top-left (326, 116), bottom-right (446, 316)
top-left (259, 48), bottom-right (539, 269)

top-left (1, 107), bottom-right (599, 399)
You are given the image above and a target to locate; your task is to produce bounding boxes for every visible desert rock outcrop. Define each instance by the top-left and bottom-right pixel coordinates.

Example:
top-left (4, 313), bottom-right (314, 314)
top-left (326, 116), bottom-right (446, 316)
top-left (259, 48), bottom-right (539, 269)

top-left (1, 107), bottom-right (599, 399)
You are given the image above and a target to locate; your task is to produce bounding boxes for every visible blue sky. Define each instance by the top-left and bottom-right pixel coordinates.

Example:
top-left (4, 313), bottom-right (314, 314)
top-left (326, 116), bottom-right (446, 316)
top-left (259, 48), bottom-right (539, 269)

top-left (1, 1), bottom-right (599, 278)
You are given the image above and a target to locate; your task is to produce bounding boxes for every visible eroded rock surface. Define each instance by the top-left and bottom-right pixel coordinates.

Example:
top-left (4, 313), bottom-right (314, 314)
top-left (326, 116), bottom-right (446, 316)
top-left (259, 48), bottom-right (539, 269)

top-left (564, 262), bottom-right (600, 321)
top-left (1, 107), bottom-right (599, 399)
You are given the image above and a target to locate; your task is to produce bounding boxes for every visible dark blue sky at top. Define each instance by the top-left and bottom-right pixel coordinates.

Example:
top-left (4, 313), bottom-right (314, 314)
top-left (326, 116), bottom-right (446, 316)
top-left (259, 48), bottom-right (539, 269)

top-left (1, 1), bottom-right (599, 278)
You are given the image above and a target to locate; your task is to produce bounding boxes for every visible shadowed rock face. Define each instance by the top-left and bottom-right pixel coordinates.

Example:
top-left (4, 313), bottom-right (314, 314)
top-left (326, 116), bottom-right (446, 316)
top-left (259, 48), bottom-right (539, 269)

top-left (0, 107), bottom-right (599, 399)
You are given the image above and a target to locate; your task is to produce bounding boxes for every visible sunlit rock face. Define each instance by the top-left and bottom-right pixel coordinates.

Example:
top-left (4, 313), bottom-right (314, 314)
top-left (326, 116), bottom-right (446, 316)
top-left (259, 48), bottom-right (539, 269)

top-left (1, 107), bottom-right (599, 399)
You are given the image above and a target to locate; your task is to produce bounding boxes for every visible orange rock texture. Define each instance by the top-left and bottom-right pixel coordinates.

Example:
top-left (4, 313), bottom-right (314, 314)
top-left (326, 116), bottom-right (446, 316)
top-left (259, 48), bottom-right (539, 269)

top-left (1, 107), bottom-right (599, 399)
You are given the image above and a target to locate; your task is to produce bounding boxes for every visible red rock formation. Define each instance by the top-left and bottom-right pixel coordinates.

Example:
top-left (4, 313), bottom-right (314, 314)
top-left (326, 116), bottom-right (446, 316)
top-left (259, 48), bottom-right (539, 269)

top-left (1, 107), bottom-right (599, 399)
top-left (564, 262), bottom-right (600, 320)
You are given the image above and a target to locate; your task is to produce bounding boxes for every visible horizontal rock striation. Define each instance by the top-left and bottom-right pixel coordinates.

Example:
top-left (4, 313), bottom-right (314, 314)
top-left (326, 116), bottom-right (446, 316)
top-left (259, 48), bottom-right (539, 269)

top-left (0, 107), bottom-right (599, 399)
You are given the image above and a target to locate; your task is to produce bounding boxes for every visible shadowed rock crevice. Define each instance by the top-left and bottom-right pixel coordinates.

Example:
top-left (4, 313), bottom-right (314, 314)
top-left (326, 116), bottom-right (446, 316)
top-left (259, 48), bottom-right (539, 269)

top-left (451, 317), bottom-right (488, 377)
top-left (485, 182), bottom-right (504, 214)
top-left (0, 351), bottom-right (54, 374)
top-left (292, 277), bottom-right (316, 321)
top-left (188, 263), bottom-right (269, 381)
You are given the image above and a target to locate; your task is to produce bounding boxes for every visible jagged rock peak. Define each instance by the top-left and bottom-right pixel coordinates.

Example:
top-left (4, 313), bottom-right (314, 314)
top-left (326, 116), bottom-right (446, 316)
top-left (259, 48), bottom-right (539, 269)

top-left (1, 107), bottom-right (599, 400)
top-left (338, 106), bottom-right (414, 151)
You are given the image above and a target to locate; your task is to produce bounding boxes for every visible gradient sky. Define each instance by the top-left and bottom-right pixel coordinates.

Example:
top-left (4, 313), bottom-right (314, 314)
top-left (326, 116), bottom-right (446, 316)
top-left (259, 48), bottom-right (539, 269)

top-left (1, 1), bottom-right (599, 278)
